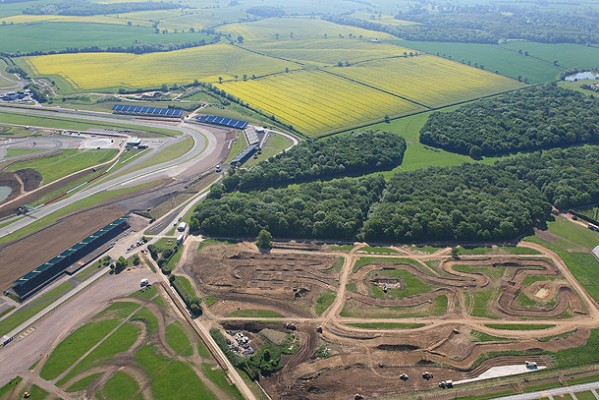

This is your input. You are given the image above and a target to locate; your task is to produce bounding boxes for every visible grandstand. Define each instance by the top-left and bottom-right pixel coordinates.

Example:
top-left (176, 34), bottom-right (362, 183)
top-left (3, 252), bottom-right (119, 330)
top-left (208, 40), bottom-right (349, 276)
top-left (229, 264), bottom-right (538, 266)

top-left (195, 115), bottom-right (248, 129)
top-left (7, 217), bottom-right (130, 301)
top-left (112, 104), bottom-right (183, 118)
top-left (231, 144), bottom-right (259, 166)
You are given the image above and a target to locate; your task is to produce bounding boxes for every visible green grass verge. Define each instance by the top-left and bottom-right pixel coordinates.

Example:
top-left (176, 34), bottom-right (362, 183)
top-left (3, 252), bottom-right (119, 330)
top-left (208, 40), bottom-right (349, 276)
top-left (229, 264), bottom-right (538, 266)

top-left (66, 373), bottom-right (101, 392)
top-left (40, 319), bottom-right (121, 380)
top-left (485, 323), bottom-right (556, 330)
top-left (99, 302), bottom-right (140, 319)
top-left (197, 340), bottom-right (212, 359)
top-left (124, 135), bottom-right (194, 175)
top-left (345, 322), bottom-right (426, 329)
top-left (135, 344), bottom-right (218, 400)
top-left (165, 322), bottom-right (193, 357)
top-left (244, 133), bottom-right (293, 167)
top-left (197, 239), bottom-right (236, 252)
top-left (4, 148), bottom-right (44, 158)
top-left (98, 371), bottom-right (143, 400)
top-left (0, 111), bottom-right (179, 137)
top-left (24, 384), bottom-right (49, 399)
top-left (315, 290), bottom-right (336, 316)
top-left (131, 308), bottom-right (159, 334)
top-left (226, 310), bottom-right (283, 318)
top-left (7, 149), bottom-right (117, 184)
top-left (0, 281), bottom-right (74, 336)
top-left (200, 363), bottom-right (244, 400)
top-left (204, 296), bottom-right (218, 307)
top-left (471, 330), bottom-right (511, 342)
top-left (458, 246), bottom-right (541, 255)
top-left (225, 130), bottom-right (248, 164)
top-left (0, 377), bottom-right (22, 399)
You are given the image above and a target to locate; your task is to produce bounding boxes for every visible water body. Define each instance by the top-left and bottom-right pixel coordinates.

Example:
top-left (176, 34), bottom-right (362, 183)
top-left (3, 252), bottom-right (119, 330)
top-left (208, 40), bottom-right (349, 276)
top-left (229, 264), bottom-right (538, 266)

top-left (564, 71), bottom-right (599, 81)
top-left (0, 186), bottom-right (12, 203)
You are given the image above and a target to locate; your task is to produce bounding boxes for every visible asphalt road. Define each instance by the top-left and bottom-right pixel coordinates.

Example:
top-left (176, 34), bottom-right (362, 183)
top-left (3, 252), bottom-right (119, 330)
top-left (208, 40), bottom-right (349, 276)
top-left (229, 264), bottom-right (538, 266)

top-left (0, 106), bottom-right (221, 237)
top-left (493, 381), bottom-right (599, 399)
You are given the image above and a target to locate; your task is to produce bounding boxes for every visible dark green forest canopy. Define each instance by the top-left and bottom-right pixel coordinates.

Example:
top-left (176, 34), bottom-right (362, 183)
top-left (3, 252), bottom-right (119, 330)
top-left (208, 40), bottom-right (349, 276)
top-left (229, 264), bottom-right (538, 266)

top-left (192, 176), bottom-right (386, 240)
top-left (361, 164), bottom-right (551, 243)
top-left (498, 146), bottom-right (599, 210)
top-left (420, 85), bottom-right (599, 157)
top-left (221, 130), bottom-right (406, 192)
top-left (325, 7), bottom-right (599, 44)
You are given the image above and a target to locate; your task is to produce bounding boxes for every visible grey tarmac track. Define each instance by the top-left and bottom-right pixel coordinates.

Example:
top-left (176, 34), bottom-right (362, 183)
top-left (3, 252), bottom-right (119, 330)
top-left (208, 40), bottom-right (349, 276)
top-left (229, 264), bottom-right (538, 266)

top-left (493, 381), bottom-right (599, 399)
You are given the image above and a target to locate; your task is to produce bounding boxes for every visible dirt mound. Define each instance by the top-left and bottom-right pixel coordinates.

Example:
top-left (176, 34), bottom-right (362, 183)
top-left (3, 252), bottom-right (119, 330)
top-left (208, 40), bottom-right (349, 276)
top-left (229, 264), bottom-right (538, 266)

top-left (14, 168), bottom-right (42, 192)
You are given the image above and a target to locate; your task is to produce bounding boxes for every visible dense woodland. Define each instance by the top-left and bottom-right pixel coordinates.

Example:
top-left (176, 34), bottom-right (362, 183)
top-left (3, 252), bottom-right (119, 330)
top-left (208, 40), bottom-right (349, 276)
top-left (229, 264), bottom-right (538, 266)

top-left (420, 85), bottom-right (599, 157)
top-left (326, 6), bottom-right (599, 44)
top-left (499, 146), bottom-right (599, 210)
top-left (24, 1), bottom-right (184, 16)
top-left (362, 164), bottom-right (550, 242)
top-left (191, 176), bottom-right (386, 240)
top-left (220, 131), bottom-right (405, 191)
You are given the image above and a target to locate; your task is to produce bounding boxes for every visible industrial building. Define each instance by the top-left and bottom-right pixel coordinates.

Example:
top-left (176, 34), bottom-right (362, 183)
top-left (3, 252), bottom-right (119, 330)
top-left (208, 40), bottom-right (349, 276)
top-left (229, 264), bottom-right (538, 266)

top-left (6, 217), bottom-right (130, 301)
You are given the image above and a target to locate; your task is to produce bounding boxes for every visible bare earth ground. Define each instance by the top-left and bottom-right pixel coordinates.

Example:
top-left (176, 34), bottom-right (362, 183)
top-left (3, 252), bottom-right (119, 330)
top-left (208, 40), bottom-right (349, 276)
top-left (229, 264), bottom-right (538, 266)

top-left (182, 241), bottom-right (599, 400)
top-left (0, 204), bottom-right (126, 291)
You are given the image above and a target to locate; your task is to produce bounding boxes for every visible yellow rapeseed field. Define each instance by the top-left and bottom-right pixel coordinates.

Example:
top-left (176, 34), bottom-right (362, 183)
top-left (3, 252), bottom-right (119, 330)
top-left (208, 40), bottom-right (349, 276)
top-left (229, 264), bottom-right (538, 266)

top-left (219, 18), bottom-right (395, 42)
top-left (217, 70), bottom-right (425, 136)
top-left (24, 44), bottom-right (299, 90)
top-left (246, 39), bottom-right (419, 66)
top-left (333, 55), bottom-right (524, 107)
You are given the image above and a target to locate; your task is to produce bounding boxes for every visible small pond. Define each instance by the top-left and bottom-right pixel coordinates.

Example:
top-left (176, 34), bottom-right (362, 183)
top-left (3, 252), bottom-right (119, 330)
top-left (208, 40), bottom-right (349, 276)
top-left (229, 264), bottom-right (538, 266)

top-left (564, 71), bottom-right (599, 81)
top-left (0, 186), bottom-right (12, 203)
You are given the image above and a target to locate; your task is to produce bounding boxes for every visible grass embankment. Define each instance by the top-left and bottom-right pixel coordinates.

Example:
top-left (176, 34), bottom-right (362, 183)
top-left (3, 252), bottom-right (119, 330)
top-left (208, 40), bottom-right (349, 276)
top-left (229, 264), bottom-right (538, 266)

top-left (227, 310), bottom-right (283, 318)
top-left (4, 148), bottom-right (44, 158)
top-left (357, 246), bottom-right (398, 254)
top-left (0, 180), bottom-right (157, 245)
top-left (0, 377), bottom-right (22, 398)
top-left (0, 281), bottom-right (74, 336)
top-left (225, 130), bottom-right (247, 164)
top-left (0, 111), bottom-right (180, 137)
top-left (315, 290), bottom-right (336, 315)
top-left (353, 256), bottom-right (422, 273)
top-left (346, 322), bottom-right (426, 329)
top-left (526, 218), bottom-right (599, 303)
top-left (7, 149), bottom-right (117, 184)
top-left (484, 323), bottom-right (556, 331)
top-left (244, 133), bottom-right (293, 167)
top-left (122, 135), bottom-right (195, 176)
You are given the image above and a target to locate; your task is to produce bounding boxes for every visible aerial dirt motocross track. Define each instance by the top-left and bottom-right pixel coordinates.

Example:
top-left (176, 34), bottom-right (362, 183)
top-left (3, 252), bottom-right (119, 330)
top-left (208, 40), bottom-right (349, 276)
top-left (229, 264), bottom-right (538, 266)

top-left (183, 241), bottom-right (599, 400)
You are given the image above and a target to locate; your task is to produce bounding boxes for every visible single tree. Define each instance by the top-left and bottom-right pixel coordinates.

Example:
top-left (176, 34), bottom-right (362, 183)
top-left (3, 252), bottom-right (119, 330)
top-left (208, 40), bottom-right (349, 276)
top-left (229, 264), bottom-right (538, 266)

top-left (256, 229), bottom-right (273, 252)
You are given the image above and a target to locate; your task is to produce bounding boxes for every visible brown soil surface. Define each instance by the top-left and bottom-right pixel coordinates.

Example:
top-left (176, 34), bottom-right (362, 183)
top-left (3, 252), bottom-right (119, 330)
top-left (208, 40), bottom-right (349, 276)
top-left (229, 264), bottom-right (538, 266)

top-left (184, 243), bottom-right (339, 318)
top-left (0, 204), bottom-right (126, 291)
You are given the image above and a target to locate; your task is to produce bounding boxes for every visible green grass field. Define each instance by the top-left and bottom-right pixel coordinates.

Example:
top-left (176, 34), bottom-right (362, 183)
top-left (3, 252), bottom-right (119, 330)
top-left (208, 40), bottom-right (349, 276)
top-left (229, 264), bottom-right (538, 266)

top-left (40, 319), bottom-right (121, 380)
top-left (98, 371), bottom-right (143, 400)
top-left (244, 133), bottom-right (292, 167)
top-left (201, 364), bottom-right (244, 400)
top-left (369, 269), bottom-right (433, 299)
top-left (66, 373), bottom-right (101, 393)
top-left (0, 22), bottom-right (210, 54)
top-left (135, 345), bottom-right (218, 400)
top-left (398, 40), bottom-right (562, 83)
top-left (353, 256), bottom-right (422, 273)
top-left (499, 41), bottom-right (599, 71)
top-left (123, 135), bottom-right (194, 175)
top-left (7, 149), bottom-right (117, 184)
top-left (225, 130), bottom-right (247, 164)
top-left (4, 148), bottom-right (45, 158)
top-left (165, 322), bottom-right (193, 357)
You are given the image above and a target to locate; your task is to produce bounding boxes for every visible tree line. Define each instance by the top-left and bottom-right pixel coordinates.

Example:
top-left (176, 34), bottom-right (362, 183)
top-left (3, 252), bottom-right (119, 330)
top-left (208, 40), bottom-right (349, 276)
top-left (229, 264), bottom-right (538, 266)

top-left (498, 146), bottom-right (599, 210)
top-left (23, 1), bottom-right (185, 16)
top-left (192, 176), bottom-right (386, 240)
top-left (420, 85), bottom-right (599, 157)
top-left (324, 6), bottom-right (599, 44)
top-left (362, 164), bottom-right (551, 242)
top-left (219, 130), bottom-right (406, 192)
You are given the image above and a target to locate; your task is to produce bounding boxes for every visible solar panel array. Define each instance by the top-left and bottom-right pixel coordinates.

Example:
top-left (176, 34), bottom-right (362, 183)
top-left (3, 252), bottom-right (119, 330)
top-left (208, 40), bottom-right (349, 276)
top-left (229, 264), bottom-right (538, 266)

top-left (112, 104), bottom-right (183, 117)
top-left (196, 115), bottom-right (248, 129)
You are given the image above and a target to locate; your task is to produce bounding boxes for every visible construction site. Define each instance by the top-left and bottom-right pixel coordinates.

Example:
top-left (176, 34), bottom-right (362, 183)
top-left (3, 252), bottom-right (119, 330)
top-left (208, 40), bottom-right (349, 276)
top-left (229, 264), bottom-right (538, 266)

top-left (182, 241), bottom-right (599, 400)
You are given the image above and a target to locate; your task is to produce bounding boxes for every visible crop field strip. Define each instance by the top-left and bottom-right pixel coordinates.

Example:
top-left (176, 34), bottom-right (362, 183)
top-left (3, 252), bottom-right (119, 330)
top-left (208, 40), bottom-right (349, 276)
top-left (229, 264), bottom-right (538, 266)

top-left (244, 39), bottom-right (419, 66)
top-left (217, 70), bottom-right (426, 135)
top-left (22, 44), bottom-right (301, 90)
top-left (218, 17), bottom-right (396, 41)
top-left (331, 55), bottom-right (524, 108)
